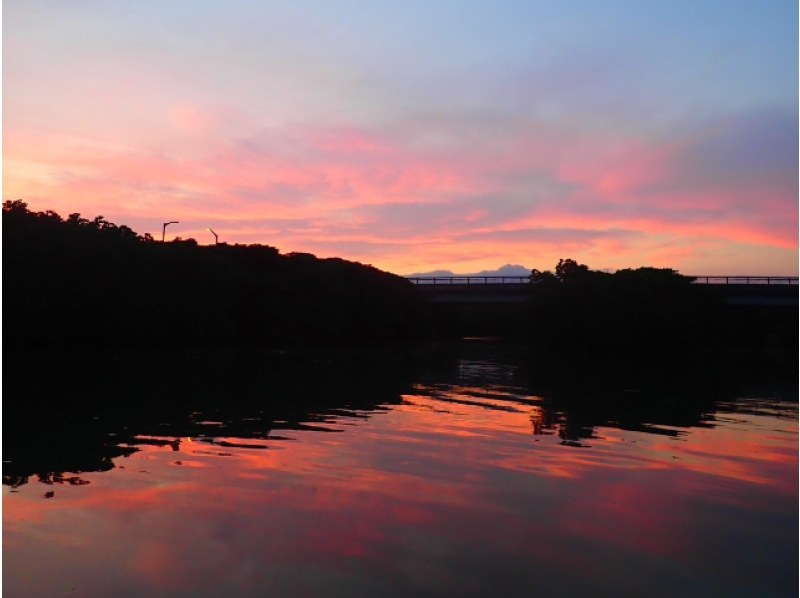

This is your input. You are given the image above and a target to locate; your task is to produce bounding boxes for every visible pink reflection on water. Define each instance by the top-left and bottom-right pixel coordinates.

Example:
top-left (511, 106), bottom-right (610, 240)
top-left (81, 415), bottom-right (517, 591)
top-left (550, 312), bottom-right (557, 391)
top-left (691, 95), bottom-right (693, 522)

top-left (3, 392), bottom-right (797, 596)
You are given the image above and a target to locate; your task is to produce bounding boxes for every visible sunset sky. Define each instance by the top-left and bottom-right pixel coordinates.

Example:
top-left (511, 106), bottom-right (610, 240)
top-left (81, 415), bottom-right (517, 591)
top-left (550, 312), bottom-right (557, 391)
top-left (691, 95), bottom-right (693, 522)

top-left (4, 1), bottom-right (798, 275)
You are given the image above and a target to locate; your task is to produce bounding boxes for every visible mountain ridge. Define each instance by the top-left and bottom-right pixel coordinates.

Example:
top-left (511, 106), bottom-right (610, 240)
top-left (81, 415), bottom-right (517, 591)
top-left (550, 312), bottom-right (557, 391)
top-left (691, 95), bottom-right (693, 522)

top-left (405, 264), bottom-right (530, 278)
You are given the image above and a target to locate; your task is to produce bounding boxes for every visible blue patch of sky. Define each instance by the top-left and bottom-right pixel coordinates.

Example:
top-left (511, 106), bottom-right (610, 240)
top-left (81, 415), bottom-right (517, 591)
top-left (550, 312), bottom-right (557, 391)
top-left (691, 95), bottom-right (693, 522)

top-left (10, 0), bottom-right (795, 125)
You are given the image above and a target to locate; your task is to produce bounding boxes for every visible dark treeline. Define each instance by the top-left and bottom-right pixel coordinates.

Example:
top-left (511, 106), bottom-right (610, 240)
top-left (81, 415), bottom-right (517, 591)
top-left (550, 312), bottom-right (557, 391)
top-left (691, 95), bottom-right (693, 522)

top-left (525, 258), bottom-right (797, 383)
top-left (3, 201), bottom-right (426, 346)
top-left (527, 258), bottom-right (724, 355)
top-left (3, 201), bottom-right (796, 382)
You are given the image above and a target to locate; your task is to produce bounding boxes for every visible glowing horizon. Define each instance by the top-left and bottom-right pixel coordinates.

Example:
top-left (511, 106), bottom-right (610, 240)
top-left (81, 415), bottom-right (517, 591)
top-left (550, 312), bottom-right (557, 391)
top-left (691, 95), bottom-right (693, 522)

top-left (4, 1), bottom-right (798, 276)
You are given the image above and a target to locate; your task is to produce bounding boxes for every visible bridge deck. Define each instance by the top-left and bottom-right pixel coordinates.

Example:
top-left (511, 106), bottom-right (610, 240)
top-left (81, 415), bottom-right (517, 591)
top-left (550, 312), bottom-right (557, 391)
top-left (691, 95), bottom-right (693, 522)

top-left (407, 276), bottom-right (798, 306)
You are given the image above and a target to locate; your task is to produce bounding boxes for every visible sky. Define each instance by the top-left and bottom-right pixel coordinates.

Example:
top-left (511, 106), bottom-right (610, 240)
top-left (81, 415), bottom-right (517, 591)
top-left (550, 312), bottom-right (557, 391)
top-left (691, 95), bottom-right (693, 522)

top-left (4, 0), bottom-right (798, 275)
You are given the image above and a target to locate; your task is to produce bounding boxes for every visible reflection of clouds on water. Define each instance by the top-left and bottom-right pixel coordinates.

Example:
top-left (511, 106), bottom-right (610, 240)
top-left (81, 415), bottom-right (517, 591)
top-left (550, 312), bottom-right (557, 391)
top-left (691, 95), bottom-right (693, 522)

top-left (4, 348), bottom-right (798, 597)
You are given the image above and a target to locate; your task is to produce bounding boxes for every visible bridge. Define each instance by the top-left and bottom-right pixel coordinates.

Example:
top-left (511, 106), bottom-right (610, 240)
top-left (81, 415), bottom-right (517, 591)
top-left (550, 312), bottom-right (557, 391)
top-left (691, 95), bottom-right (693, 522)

top-left (407, 276), bottom-right (531, 304)
top-left (406, 276), bottom-right (799, 307)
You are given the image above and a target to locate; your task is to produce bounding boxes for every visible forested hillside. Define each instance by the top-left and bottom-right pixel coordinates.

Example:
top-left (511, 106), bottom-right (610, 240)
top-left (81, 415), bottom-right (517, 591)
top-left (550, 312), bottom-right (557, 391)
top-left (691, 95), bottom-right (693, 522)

top-left (3, 201), bottom-right (425, 346)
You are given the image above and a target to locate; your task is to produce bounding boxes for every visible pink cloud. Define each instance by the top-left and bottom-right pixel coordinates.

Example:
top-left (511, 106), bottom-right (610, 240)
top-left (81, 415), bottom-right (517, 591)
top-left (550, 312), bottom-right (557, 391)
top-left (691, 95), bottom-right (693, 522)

top-left (4, 110), bottom-right (797, 275)
top-left (554, 137), bottom-right (679, 198)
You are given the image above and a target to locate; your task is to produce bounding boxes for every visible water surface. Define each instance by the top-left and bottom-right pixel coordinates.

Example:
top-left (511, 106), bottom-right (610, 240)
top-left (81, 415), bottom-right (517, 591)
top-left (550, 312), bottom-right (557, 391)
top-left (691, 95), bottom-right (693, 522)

top-left (4, 344), bottom-right (797, 596)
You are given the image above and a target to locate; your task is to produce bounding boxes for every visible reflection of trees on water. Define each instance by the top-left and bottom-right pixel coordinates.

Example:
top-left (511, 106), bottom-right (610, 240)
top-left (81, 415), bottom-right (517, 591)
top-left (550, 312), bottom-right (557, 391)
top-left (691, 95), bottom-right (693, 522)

top-left (410, 351), bottom-right (740, 446)
top-left (528, 406), bottom-right (552, 437)
top-left (527, 400), bottom-right (696, 446)
top-left (445, 345), bottom-right (795, 446)
top-left (3, 422), bottom-right (140, 489)
top-left (4, 342), bottom-right (796, 489)
top-left (3, 346), bottom-right (415, 489)
top-left (526, 394), bottom-right (798, 446)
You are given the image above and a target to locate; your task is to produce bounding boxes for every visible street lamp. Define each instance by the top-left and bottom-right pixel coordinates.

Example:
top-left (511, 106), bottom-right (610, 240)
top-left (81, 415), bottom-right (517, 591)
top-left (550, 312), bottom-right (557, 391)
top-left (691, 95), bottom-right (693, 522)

top-left (206, 227), bottom-right (219, 245)
top-left (162, 221), bottom-right (179, 242)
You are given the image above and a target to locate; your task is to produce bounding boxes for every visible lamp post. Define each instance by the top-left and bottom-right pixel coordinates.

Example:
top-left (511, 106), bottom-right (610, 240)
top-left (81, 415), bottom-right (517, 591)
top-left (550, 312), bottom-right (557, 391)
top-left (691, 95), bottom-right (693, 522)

top-left (162, 221), bottom-right (179, 242)
top-left (207, 227), bottom-right (219, 245)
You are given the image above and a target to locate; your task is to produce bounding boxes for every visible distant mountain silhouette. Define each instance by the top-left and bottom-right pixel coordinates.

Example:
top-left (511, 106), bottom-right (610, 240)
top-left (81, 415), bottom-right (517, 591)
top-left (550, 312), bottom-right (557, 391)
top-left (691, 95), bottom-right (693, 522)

top-left (407, 264), bottom-right (530, 278)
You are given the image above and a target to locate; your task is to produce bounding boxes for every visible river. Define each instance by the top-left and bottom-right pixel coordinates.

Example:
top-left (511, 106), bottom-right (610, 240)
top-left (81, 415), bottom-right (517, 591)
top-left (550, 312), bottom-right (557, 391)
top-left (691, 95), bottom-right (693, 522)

top-left (3, 342), bottom-right (797, 596)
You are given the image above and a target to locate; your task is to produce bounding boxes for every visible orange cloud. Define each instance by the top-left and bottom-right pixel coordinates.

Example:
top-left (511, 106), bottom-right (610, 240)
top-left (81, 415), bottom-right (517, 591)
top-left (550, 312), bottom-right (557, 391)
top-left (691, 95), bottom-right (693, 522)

top-left (5, 113), bottom-right (796, 275)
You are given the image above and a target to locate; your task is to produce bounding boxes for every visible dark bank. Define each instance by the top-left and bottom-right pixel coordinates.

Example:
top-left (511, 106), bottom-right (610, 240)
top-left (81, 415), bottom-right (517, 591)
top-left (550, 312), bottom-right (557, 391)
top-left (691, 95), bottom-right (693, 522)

top-left (4, 201), bottom-right (797, 383)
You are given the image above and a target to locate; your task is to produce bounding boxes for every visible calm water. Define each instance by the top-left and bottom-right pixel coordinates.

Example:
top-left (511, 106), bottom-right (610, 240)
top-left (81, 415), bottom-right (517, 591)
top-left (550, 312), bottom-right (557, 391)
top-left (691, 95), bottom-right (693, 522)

top-left (4, 344), bottom-right (798, 597)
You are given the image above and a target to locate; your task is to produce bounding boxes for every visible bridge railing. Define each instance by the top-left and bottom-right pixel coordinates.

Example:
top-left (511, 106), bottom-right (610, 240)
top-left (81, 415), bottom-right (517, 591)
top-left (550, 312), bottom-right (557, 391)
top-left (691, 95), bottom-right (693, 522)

top-left (407, 275), bottom-right (799, 286)
top-left (690, 276), bottom-right (798, 285)
top-left (406, 276), bottom-right (530, 285)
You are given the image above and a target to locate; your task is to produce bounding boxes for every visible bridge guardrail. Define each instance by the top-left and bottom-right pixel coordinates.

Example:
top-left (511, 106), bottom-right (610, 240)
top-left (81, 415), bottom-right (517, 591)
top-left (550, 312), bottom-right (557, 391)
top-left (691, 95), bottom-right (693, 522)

top-left (406, 275), bottom-right (799, 285)
top-left (407, 276), bottom-right (530, 285)
top-left (690, 276), bottom-right (798, 285)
